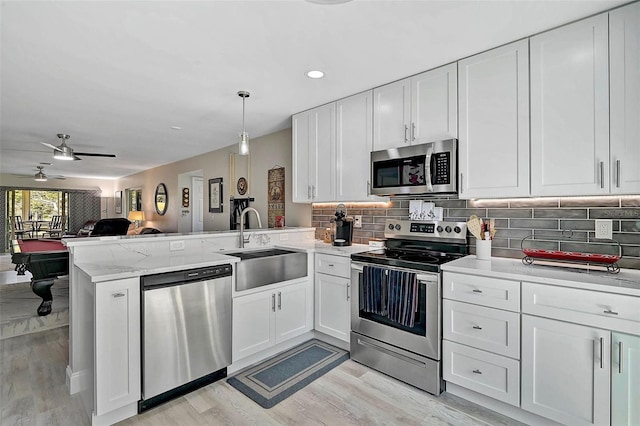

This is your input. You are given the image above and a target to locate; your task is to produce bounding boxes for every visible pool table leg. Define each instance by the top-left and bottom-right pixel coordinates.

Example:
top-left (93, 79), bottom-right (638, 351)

top-left (30, 279), bottom-right (54, 316)
top-left (15, 263), bottom-right (27, 275)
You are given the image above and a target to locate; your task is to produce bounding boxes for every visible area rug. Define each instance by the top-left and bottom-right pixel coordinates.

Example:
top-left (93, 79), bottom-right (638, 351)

top-left (227, 339), bottom-right (349, 408)
top-left (0, 277), bottom-right (69, 339)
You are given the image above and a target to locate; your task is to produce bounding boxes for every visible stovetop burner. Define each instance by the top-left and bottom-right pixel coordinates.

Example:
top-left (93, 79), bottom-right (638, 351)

top-left (350, 219), bottom-right (469, 272)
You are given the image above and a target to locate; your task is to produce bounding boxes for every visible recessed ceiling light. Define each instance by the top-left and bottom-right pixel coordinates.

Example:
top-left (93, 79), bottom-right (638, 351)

top-left (307, 70), bottom-right (325, 79)
top-left (171, 126), bottom-right (182, 130)
top-left (306, 0), bottom-right (353, 4)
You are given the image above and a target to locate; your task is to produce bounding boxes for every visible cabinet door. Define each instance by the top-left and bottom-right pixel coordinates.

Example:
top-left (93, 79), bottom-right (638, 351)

top-left (610, 2), bottom-right (640, 194)
top-left (309, 103), bottom-right (335, 202)
top-left (411, 63), bottom-right (458, 144)
top-left (612, 332), bottom-right (640, 426)
top-left (292, 111), bottom-right (311, 202)
top-left (373, 78), bottom-right (411, 150)
top-left (232, 290), bottom-right (275, 362)
top-left (275, 281), bottom-right (313, 343)
top-left (315, 272), bottom-right (350, 342)
top-left (458, 40), bottom-right (529, 199)
top-left (530, 14), bottom-right (609, 196)
top-left (521, 315), bottom-right (610, 426)
top-left (94, 277), bottom-right (140, 416)
top-left (336, 90), bottom-right (374, 201)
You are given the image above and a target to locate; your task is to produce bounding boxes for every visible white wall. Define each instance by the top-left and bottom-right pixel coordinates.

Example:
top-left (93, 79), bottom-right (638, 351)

top-left (114, 128), bottom-right (311, 232)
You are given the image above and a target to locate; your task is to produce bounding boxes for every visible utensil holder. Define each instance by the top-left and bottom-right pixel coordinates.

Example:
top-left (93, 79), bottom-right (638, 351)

top-left (476, 239), bottom-right (492, 260)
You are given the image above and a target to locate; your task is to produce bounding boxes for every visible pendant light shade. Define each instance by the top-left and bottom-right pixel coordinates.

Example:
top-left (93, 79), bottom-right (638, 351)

top-left (238, 91), bottom-right (250, 156)
top-left (34, 166), bottom-right (48, 182)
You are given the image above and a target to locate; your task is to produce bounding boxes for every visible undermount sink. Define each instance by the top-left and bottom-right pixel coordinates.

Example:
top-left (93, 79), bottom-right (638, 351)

top-left (226, 249), bottom-right (308, 292)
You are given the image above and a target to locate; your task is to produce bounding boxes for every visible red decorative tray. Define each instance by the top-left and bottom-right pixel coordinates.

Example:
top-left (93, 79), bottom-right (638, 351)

top-left (521, 233), bottom-right (622, 273)
top-left (522, 248), bottom-right (620, 264)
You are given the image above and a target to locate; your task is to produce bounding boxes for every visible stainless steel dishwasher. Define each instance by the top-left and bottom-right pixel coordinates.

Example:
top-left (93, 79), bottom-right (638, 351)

top-left (139, 264), bottom-right (232, 412)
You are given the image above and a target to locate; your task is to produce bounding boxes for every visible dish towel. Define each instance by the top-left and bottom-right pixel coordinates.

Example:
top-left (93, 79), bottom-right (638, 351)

top-left (387, 270), bottom-right (418, 327)
top-left (361, 265), bottom-right (387, 315)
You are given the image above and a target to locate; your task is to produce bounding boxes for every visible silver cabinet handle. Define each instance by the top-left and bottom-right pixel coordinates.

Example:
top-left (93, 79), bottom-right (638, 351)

top-left (604, 309), bottom-right (619, 315)
top-left (346, 282), bottom-right (350, 301)
top-left (472, 325), bottom-right (482, 330)
top-left (307, 185), bottom-right (311, 199)
top-left (328, 264), bottom-right (335, 267)
top-left (272, 293), bottom-right (276, 312)
top-left (600, 161), bottom-right (604, 189)
top-left (404, 125), bottom-right (408, 143)
top-left (600, 337), bottom-right (604, 369)
top-left (367, 180), bottom-right (371, 196)
top-left (312, 185), bottom-right (316, 198)
top-left (616, 160), bottom-right (621, 188)
top-left (618, 341), bottom-right (623, 374)
top-left (460, 173), bottom-right (464, 194)
top-left (278, 291), bottom-right (282, 310)
top-left (472, 369), bottom-right (482, 374)
top-left (112, 292), bottom-right (125, 298)
top-left (472, 289), bottom-right (483, 293)
top-left (411, 122), bottom-right (416, 142)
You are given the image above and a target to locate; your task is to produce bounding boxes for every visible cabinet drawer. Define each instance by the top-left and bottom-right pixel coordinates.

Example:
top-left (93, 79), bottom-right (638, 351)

top-left (315, 253), bottom-right (351, 278)
top-left (443, 272), bottom-right (520, 312)
top-left (443, 300), bottom-right (520, 359)
top-left (522, 282), bottom-right (640, 335)
top-left (443, 340), bottom-right (520, 407)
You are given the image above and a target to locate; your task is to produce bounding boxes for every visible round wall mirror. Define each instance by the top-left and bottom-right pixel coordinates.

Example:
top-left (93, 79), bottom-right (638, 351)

top-left (155, 183), bottom-right (168, 215)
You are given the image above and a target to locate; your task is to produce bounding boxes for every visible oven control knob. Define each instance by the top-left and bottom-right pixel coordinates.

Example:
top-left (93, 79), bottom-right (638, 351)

top-left (437, 226), bottom-right (444, 233)
top-left (445, 226), bottom-right (452, 233)
top-left (454, 226), bottom-right (461, 234)
top-left (395, 224), bottom-right (401, 231)
top-left (388, 224), bottom-right (395, 230)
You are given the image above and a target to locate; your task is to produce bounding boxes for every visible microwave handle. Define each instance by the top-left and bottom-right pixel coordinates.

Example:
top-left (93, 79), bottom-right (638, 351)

top-left (425, 149), bottom-right (434, 191)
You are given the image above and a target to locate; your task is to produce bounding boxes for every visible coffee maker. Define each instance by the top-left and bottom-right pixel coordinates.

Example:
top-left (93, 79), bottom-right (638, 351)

top-left (330, 204), bottom-right (354, 246)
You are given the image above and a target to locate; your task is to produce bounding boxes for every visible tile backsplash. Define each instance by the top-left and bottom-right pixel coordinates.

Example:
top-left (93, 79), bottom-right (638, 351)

top-left (312, 196), bottom-right (640, 270)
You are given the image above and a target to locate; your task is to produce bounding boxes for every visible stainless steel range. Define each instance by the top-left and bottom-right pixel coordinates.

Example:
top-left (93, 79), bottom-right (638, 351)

top-left (350, 219), bottom-right (468, 394)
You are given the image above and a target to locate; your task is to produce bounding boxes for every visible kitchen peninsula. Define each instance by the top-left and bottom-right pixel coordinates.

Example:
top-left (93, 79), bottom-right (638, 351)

top-left (62, 226), bottom-right (336, 426)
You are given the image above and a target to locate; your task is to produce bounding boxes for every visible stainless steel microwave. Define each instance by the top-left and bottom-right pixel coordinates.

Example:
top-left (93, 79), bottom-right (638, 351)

top-left (370, 139), bottom-right (457, 196)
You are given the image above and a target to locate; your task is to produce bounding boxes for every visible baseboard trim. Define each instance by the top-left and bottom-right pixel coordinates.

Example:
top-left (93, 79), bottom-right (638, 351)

top-left (67, 365), bottom-right (81, 394)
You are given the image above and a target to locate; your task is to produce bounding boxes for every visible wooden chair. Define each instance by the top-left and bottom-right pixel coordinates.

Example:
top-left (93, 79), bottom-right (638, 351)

top-left (43, 215), bottom-right (63, 238)
top-left (12, 216), bottom-right (29, 239)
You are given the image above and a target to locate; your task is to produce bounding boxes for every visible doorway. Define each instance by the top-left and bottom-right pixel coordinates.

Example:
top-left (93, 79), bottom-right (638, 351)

top-left (4, 189), bottom-right (68, 246)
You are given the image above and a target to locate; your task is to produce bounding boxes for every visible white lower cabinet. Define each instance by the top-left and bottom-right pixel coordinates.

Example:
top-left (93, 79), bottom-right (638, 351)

top-left (521, 315), bottom-right (610, 426)
top-left (314, 254), bottom-right (351, 342)
top-left (94, 277), bottom-right (141, 416)
top-left (232, 279), bottom-right (313, 362)
top-left (612, 332), bottom-right (640, 426)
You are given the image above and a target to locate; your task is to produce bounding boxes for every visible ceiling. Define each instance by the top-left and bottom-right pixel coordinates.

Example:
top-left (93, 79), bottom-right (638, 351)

top-left (0, 0), bottom-right (627, 181)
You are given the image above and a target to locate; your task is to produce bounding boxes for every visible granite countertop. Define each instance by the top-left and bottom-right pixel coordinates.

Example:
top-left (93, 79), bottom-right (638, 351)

top-left (76, 251), bottom-right (239, 282)
top-left (442, 256), bottom-right (640, 296)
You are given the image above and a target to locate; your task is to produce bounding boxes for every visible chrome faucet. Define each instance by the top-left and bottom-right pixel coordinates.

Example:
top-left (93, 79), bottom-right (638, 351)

top-left (239, 207), bottom-right (262, 248)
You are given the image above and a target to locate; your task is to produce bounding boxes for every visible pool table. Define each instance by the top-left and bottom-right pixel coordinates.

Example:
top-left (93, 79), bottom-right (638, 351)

top-left (10, 239), bottom-right (69, 316)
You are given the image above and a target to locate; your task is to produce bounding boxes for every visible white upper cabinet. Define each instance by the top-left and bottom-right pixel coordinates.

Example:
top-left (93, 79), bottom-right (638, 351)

top-left (336, 90), bottom-right (374, 201)
top-left (610, 2), bottom-right (640, 194)
top-left (530, 14), bottom-right (610, 196)
top-left (373, 78), bottom-right (410, 151)
top-left (458, 40), bottom-right (530, 199)
top-left (373, 64), bottom-right (457, 151)
top-left (411, 64), bottom-right (458, 145)
top-left (292, 103), bottom-right (335, 203)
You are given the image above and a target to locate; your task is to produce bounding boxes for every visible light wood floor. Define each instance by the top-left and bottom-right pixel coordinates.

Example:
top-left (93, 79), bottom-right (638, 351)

top-left (1, 326), bottom-right (522, 425)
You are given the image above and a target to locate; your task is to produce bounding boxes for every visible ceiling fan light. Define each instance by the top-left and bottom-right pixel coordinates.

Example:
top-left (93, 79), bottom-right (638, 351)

top-left (34, 172), bottom-right (48, 182)
top-left (53, 146), bottom-right (75, 160)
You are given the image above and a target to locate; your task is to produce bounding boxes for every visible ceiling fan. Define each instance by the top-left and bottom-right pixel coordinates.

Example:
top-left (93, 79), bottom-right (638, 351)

top-left (40, 133), bottom-right (116, 161)
top-left (15, 166), bottom-right (66, 182)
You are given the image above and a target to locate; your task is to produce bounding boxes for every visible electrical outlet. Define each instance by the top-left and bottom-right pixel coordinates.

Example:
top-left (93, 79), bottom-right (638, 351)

top-left (354, 215), bottom-right (362, 228)
top-left (595, 219), bottom-right (613, 240)
top-left (170, 240), bottom-right (185, 251)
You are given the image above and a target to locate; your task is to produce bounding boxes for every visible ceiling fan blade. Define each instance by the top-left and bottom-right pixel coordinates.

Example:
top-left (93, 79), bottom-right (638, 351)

top-left (75, 152), bottom-right (116, 158)
top-left (40, 142), bottom-right (62, 151)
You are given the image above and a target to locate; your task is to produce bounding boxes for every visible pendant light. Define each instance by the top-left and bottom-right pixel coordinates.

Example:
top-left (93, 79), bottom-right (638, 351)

top-left (238, 90), bottom-right (250, 156)
top-left (34, 166), bottom-right (48, 182)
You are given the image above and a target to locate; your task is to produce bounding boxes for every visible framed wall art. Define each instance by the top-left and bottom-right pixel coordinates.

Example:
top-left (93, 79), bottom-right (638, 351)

top-left (209, 177), bottom-right (223, 213)
top-left (115, 191), bottom-right (122, 214)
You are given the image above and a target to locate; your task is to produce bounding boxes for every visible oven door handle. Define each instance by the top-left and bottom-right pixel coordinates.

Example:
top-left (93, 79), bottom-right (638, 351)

top-left (351, 263), bottom-right (439, 284)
